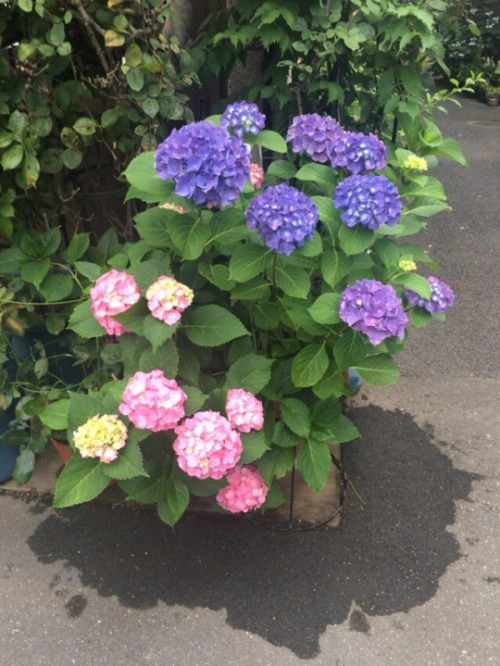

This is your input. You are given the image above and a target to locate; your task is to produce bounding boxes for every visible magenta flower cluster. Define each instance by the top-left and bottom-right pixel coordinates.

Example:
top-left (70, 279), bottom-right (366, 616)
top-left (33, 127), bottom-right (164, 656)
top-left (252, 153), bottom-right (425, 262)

top-left (216, 465), bottom-right (269, 513)
top-left (245, 183), bottom-right (319, 255)
top-left (339, 279), bottom-right (408, 346)
top-left (334, 174), bottom-right (403, 230)
top-left (286, 113), bottom-right (344, 163)
top-left (220, 101), bottom-right (266, 138)
top-left (146, 276), bottom-right (194, 325)
top-left (155, 121), bottom-right (251, 207)
top-left (330, 131), bottom-right (388, 174)
top-left (406, 276), bottom-right (456, 314)
top-left (119, 370), bottom-right (187, 432)
top-left (226, 388), bottom-right (264, 433)
top-left (90, 270), bottom-right (141, 336)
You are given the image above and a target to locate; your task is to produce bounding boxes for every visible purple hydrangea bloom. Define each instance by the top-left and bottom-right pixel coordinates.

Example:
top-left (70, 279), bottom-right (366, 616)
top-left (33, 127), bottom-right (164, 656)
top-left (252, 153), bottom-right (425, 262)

top-left (329, 131), bottom-right (388, 174)
top-left (220, 101), bottom-right (266, 138)
top-left (245, 184), bottom-right (319, 255)
top-left (335, 174), bottom-right (403, 230)
top-left (286, 114), bottom-right (345, 163)
top-left (406, 276), bottom-right (456, 314)
top-left (339, 279), bottom-right (408, 346)
top-left (155, 121), bottom-right (251, 207)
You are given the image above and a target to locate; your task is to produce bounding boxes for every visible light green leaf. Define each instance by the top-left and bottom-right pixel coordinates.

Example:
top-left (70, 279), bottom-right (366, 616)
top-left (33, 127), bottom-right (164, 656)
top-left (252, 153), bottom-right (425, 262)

top-left (410, 307), bottom-right (433, 328)
top-left (168, 214), bottom-right (212, 260)
top-left (225, 353), bottom-right (274, 394)
top-left (157, 480), bottom-right (190, 526)
top-left (296, 164), bottom-right (337, 194)
top-left (104, 439), bottom-right (148, 480)
top-left (39, 399), bottom-right (70, 430)
top-left (53, 456), bottom-right (109, 507)
top-left (39, 274), bottom-right (74, 302)
top-left (266, 160), bottom-right (296, 179)
top-left (355, 354), bottom-right (400, 385)
top-left (229, 244), bottom-right (273, 282)
top-left (124, 151), bottom-right (173, 200)
top-left (275, 264), bottom-right (310, 299)
top-left (291, 342), bottom-right (328, 387)
top-left (308, 293), bottom-right (341, 324)
top-left (182, 305), bottom-right (248, 347)
top-left (253, 130), bottom-right (287, 153)
top-left (139, 339), bottom-right (179, 375)
top-left (334, 330), bottom-right (369, 369)
top-left (396, 273), bottom-right (430, 299)
top-left (231, 278), bottom-right (271, 301)
top-left (20, 259), bottom-right (50, 287)
top-left (74, 261), bottom-right (102, 281)
top-left (240, 430), bottom-right (269, 464)
top-left (68, 300), bottom-right (107, 338)
top-left (338, 224), bottom-right (375, 256)
top-left (296, 440), bottom-right (332, 492)
top-left (63, 233), bottom-right (90, 262)
top-left (281, 398), bottom-right (311, 438)
top-left (2, 144), bottom-right (23, 170)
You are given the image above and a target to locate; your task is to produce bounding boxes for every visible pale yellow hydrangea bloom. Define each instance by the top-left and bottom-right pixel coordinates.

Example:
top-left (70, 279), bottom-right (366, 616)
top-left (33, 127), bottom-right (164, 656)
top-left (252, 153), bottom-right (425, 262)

top-left (403, 155), bottom-right (428, 171)
top-left (399, 258), bottom-right (417, 272)
top-left (73, 414), bottom-right (128, 463)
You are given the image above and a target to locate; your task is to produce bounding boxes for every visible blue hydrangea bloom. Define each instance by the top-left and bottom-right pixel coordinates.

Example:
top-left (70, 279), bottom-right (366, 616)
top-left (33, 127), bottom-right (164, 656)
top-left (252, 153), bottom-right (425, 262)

top-left (406, 276), bottom-right (456, 314)
top-left (286, 114), bottom-right (345, 163)
top-left (329, 131), bottom-right (388, 174)
top-left (335, 174), bottom-right (402, 230)
top-left (245, 184), bottom-right (319, 255)
top-left (220, 101), bottom-right (266, 138)
top-left (339, 279), bottom-right (408, 346)
top-left (155, 121), bottom-right (251, 207)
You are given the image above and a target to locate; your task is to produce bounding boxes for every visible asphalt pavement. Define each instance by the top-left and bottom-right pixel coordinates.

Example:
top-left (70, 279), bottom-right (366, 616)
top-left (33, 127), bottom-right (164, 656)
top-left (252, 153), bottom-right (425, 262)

top-left (0, 96), bottom-right (499, 666)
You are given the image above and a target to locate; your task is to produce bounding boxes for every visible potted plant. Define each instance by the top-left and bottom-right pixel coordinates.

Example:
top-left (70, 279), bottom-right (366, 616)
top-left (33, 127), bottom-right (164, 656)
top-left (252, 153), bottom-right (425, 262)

top-left (485, 83), bottom-right (500, 106)
top-left (38, 102), bottom-right (456, 526)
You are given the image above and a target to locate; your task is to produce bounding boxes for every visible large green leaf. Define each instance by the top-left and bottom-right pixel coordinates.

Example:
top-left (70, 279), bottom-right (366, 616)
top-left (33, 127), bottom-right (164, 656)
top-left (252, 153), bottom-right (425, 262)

top-left (53, 456), bottom-right (109, 508)
top-left (139, 339), bottom-right (179, 376)
top-left (68, 300), bottom-right (107, 338)
top-left (355, 354), bottom-right (400, 385)
top-left (338, 224), bottom-right (375, 256)
top-left (257, 447), bottom-right (295, 485)
top-left (291, 342), bottom-right (328, 387)
top-left (124, 151), bottom-right (174, 200)
top-left (229, 244), bottom-right (273, 282)
top-left (67, 393), bottom-right (103, 434)
top-left (333, 330), bottom-right (369, 369)
top-left (328, 414), bottom-right (361, 443)
top-left (240, 430), bottom-right (269, 464)
top-left (253, 129), bottom-right (287, 153)
top-left (275, 264), bottom-right (311, 299)
top-left (295, 163), bottom-right (337, 193)
top-left (281, 398), bottom-right (311, 438)
top-left (120, 471), bottom-right (168, 503)
top-left (182, 305), bottom-right (248, 347)
top-left (231, 278), bottom-right (270, 301)
top-left (134, 207), bottom-right (174, 248)
top-left (225, 353), bottom-right (274, 393)
top-left (296, 440), bottom-right (332, 492)
top-left (321, 249), bottom-right (350, 288)
top-left (308, 293), bottom-right (341, 324)
top-left (104, 438), bottom-right (148, 480)
top-left (39, 399), bottom-right (70, 430)
top-left (168, 213), bottom-right (211, 260)
top-left (39, 274), bottom-right (74, 302)
top-left (266, 160), bottom-right (297, 179)
top-left (395, 273), bottom-right (431, 299)
top-left (157, 480), bottom-right (190, 526)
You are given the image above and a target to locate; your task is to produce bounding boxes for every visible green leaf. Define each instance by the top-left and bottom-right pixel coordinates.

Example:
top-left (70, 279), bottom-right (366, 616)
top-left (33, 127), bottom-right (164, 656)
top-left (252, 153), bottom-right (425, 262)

top-left (39, 399), bottom-right (70, 430)
top-left (296, 440), bottom-right (332, 492)
top-left (328, 414), bottom-right (360, 443)
top-left (253, 130), bottom-right (287, 153)
top-left (407, 202), bottom-right (451, 217)
top-left (281, 398), bottom-right (311, 438)
top-left (182, 386), bottom-right (207, 415)
top-left (73, 117), bottom-right (96, 136)
top-left (311, 195), bottom-right (339, 230)
top-left (120, 471), bottom-right (168, 503)
top-left (125, 152), bottom-right (173, 200)
top-left (125, 43), bottom-right (143, 67)
top-left (74, 261), bottom-right (102, 281)
top-left (67, 393), bottom-right (103, 435)
top-left (225, 353), bottom-right (273, 393)
top-left (257, 447), bottom-right (295, 485)
top-left (433, 138), bottom-right (467, 166)
top-left (68, 300), bottom-right (107, 338)
top-left (240, 430), bottom-right (269, 464)
top-left (63, 233), bottom-right (90, 262)
top-left (395, 273), bottom-right (430, 299)
top-left (410, 307), bottom-right (433, 328)
top-left (333, 330), bottom-right (369, 369)
top-left (261, 480), bottom-right (286, 509)
top-left (253, 302), bottom-right (279, 330)
top-left (157, 480), bottom-right (190, 526)
top-left (20, 259), bottom-right (50, 287)
top-left (321, 249), bottom-right (350, 288)
top-left (104, 438), bottom-right (148, 480)
top-left (182, 305), bottom-right (248, 347)
top-left (299, 231), bottom-right (322, 257)
top-left (295, 163), bottom-right (337, 193)
top-left (39, 274), bottom-right (74, 302)
top-left (291, 342), bottom-right (328, 387)
top-left (62, 148), bottom-right (83, 170)
top-left (374, 238), bottom-right (401, 268)
top-left (272, 421), bottom-right (300, 448)
top-left (13, 449), bottom-right (36, 485)
top-left (2, 144), bottom-right (23, 170)
top-left (126, 67), bottom-right (144, 91)
top-left (229, 245), bottom-right (273, 282)
top-left (355, 354), bottom-right (400, 385)
top-left (105, 29), bottom-right (126, 48)
top-left (231, 278), bottom-right (271, 301)
top-left (168, 213), bottom-right (211, 260)
top-left (134, 207), bottom-right (173, 248)
top-left (139, 339), bottom-right (179, 376)
top-left (266, 160), bottom-right (296, 179)
top-left (53, 456), bottom-right (109, 507)
top-left (338, 224), bottom-right (375, 256)
top-left (275, 264), bottom-right (310, 299)
top-left (308, 293), bottom-right (341, 324)
top-left (198, 263), bottom-right (235, 291)
top-left (142, 316), bottom-right (177, 353)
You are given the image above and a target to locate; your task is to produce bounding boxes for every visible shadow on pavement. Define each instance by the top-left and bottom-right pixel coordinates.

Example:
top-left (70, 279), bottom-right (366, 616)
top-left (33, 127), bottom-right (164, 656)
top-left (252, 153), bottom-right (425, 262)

top-left (26, 406), bottom-right (480, 659)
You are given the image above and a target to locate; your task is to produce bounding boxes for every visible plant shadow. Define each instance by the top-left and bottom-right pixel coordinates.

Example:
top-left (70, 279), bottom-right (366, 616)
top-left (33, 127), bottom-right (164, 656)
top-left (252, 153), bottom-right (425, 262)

top-left (27, 406), bottom-right (480, 659)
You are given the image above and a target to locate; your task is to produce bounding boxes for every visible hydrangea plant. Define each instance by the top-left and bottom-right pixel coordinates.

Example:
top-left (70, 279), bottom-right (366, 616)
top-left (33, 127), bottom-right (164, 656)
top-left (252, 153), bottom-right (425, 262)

top-left (40, 102), bottom-right (456, 526)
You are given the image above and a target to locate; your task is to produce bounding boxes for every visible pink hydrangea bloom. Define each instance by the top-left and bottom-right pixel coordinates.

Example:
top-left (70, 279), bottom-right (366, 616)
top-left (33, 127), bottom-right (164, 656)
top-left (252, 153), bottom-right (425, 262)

top-left (173, 410), bottom-right (243, 480)
top-left (119, 370), bottom-right (187, 431)
top-left (226, 388), bottom-right (264, 433)
top-left (146, 276), bottom-right (194, 325)
top-left (90, 269), bottom-right (141, 336)
top-left (249, 163), bottom-right (265, 188)
top-left (216, 465), bottom-right (269, 513)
